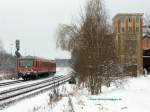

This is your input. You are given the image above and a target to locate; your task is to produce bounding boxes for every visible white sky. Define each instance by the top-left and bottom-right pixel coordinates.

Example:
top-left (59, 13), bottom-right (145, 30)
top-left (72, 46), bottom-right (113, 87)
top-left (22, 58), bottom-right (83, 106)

top-left (0, 0), bottom-right (150, 59)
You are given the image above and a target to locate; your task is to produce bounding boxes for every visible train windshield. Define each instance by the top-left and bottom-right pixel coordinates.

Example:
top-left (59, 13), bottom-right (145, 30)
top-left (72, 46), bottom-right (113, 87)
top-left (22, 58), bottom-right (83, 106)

top-left (19, 59), bottom-right (33, 67)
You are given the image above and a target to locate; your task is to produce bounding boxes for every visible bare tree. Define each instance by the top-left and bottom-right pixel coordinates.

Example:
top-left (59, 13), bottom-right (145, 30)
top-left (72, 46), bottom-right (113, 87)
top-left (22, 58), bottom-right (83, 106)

top-left (56, 24), bottom-right (79, 51)
top-left (0, 39), bottom-right (16, 78)
top-left (0, 39), bottom-right (4, 53)
top-left (56, 0), bottom-right (119, 94)
top-left (144, 14), bottom-right (150, 36)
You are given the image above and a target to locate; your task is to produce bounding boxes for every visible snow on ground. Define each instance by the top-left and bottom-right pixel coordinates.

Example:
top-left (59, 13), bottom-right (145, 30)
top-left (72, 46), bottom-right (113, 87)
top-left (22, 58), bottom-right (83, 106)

top-left (1, 73), bottom-right (150, 112)
top-left (0, 73), bottom-right (14, 81)
top-left (0, 83), bottom-right (76, 112)
top-left (0, 79), bottom-right (16, 83)
top-left (56, 67), bottom-right (72, 76)
top-left (53, 74), bottom-right (150, 112)
top-left (89, 75), bottom-right (150, 112)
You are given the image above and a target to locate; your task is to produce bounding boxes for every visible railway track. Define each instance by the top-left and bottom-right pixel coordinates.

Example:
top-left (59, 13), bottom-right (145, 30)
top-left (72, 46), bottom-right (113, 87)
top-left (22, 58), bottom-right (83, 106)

top-left (0, 80), bottom-right (24, 87)
top-left (0, 74), bottom-right (72, 109)
top-left (0, 76), bottom-right (57, 87)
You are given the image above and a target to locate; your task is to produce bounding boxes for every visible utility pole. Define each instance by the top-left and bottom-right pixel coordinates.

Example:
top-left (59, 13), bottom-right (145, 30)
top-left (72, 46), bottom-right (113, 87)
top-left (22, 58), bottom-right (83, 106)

top-left (15, 39), bottom-right (21, 78)
top-left (15, 40), bottom-right (21, 57)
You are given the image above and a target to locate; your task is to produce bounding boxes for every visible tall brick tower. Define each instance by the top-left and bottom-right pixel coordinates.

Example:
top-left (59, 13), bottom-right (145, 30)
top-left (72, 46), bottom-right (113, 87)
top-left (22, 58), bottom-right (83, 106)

top-left (113, 13), bottom-right (143, 75)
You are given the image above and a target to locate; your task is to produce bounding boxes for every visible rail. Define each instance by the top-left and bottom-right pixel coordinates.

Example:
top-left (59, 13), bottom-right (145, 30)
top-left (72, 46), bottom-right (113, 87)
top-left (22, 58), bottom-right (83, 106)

top-left (0, 80), bottom-right (24, 87)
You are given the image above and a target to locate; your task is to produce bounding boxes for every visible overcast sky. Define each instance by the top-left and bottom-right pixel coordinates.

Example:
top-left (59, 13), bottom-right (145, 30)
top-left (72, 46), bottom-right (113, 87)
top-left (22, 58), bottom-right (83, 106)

top-left (0, 0), bottom-right (150, 59)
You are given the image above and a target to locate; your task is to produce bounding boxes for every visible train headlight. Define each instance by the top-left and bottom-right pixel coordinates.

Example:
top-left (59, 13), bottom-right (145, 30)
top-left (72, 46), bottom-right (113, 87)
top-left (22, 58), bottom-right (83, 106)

top-left (27, 72), bottom-right (30, 75)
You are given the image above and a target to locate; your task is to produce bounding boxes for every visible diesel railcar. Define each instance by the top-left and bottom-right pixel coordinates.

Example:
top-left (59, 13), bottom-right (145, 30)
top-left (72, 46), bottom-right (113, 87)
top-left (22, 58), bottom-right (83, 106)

top-left (16, 56), bottom-right (56, 80)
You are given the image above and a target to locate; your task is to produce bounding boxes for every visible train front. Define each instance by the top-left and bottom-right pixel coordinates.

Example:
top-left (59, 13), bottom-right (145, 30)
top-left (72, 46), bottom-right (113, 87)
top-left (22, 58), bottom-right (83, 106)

top-left (16, 57), bottom-right (36, 80)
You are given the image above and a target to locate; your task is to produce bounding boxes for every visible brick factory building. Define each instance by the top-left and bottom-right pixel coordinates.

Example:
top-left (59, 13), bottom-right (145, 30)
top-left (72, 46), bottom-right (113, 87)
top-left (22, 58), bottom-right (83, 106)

top-left (113, 13), bottom-right (143, 75)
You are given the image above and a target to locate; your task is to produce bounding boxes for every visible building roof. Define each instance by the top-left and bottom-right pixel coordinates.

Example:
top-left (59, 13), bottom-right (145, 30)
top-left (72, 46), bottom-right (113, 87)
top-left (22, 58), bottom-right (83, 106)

top-left (113, 13), bottom-right (144, 20)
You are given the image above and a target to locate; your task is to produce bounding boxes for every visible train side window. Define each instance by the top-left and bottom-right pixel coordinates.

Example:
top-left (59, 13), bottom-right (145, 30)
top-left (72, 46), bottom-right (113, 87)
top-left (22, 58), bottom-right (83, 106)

top-left (37, 60), bottom-right (39, 67)
top-left (33, 60), bottom-right (36, 67)
top-left (38, 61), bottom-right (40, 67)
top-left (36, 61), bottom-right (38, 67)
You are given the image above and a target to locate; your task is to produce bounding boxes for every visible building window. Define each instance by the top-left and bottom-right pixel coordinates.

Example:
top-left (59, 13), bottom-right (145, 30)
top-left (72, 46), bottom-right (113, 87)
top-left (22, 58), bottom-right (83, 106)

top-left (125, 18), bottom-right (128, 32)
top-left (118, 36), bottom-right (121, 55)
top-left (129, 16), bottom-right (132, 23)
top-left (136, 16), bottom-right (140, 32)
top-left (136, 16), bottom-right (139, 23)
top-left (117, 19), bottom-right (121, 33)
top-left (136, 27), bottom-right (139, 32)
top-left (129, 27), bottom-right (132, 32)
top-left (128, 16), bottom-right (132, 32)
top-left (129, 18), bottom-right (131, 22)
top-left (122, 27), bottom-right (124, 32)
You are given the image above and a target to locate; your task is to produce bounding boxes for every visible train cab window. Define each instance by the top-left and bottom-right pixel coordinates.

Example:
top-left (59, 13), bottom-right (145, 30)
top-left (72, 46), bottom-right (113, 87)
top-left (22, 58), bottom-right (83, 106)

top-left (19, 59), bottom-right (33, 67)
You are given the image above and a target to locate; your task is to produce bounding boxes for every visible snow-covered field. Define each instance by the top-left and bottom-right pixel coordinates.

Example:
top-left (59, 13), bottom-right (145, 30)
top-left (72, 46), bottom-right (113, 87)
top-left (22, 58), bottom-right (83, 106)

top-left (0, 73), bottom-right (14, 81)
top-left (55, 67), bottom-right (72, 76)
top-left (1, 72), bottom-right (150, 112)
top-left (95, 75), bottom-right (150, 112)
top-left (0, 82), bottom-right (77, 112)
top-left (77, 75), bottom-right (150, 112)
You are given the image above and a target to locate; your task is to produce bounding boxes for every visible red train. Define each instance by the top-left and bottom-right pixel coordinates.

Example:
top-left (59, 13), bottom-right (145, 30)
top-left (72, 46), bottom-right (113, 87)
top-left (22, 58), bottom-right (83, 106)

top-left (16, 56), bottom-right (56, 80)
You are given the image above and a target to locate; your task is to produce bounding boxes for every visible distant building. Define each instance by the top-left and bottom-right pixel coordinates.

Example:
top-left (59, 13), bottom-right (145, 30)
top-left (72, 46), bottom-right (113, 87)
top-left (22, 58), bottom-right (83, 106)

top-left (143, 35), bottom-right (150, 72)
top-left (143, 35), bottom-right (150, 50)
top-left (113, 13), bottom-right (143, 75)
